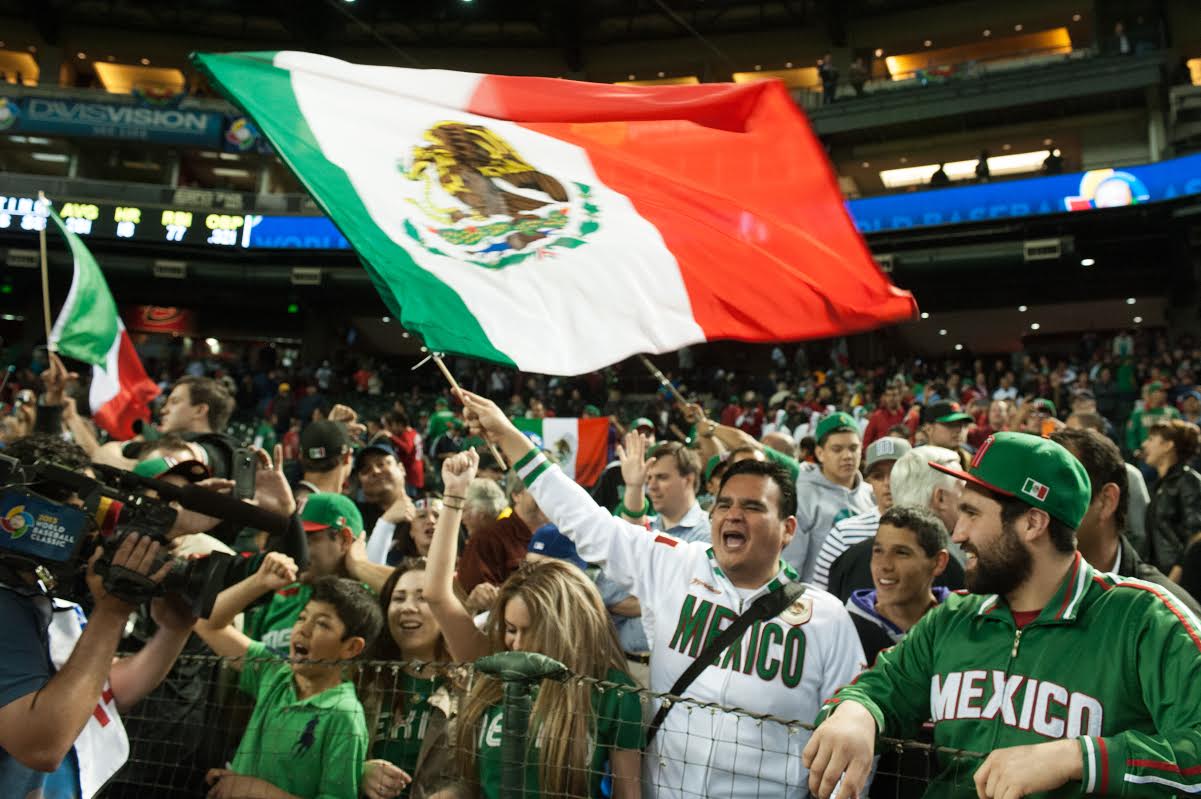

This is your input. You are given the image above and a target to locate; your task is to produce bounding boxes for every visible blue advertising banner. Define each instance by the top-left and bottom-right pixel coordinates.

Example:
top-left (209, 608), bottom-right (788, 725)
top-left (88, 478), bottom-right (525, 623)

top-left (849, 153), bottom-right (1201, 234)
top-left (0, 95), bottom-right (223, 147)
top-left (244, 214), bottom-right (349, 250)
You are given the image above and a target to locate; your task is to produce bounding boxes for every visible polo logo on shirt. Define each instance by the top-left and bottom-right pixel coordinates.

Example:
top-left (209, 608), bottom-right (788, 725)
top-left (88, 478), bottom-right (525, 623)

top-left (1021, 478), bottom-right (1049, 502)
top-left (294, 716), bottom-right (319, 756)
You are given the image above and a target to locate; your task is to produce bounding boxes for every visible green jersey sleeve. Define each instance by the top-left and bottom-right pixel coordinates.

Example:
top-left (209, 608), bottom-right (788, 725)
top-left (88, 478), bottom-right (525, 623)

top-left (763, 447), bottom-right (801, 484)
top-left (597, 669), bottom-right (645, 751)
top-left (815, 599), bottom-right (940, 739)
top-left (1078, 586), bottom-right (1201, 796)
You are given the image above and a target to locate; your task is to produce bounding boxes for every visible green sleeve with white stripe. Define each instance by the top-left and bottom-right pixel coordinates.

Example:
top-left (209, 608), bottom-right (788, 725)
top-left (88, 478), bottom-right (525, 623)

top-left (815, 599), bottom-right (939, 740)
top-left (1078, 590), bottom-right (1201, 796)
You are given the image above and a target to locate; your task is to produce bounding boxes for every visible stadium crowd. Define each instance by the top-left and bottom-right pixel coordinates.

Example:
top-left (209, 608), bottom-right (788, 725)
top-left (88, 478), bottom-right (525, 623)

top-left (2, 325), bottom-right (1201, 799)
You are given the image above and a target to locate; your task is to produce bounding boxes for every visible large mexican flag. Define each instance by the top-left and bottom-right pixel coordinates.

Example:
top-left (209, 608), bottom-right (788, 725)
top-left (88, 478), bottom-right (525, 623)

top-left (512, 417), bottom-right (609, 487)
top-left (47, 207), bottom-right (159, 439)
top-left (193, 52), bottom-right (916, 375)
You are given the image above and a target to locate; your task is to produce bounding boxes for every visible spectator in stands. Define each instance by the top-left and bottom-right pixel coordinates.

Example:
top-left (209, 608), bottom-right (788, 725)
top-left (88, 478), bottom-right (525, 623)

top-left (992, 371), bottom-right (1018, 401)
top-left (424, 450), bottom-right (643, 799)
top-left (1050, 428), bottom-right (1199, 611)
top-left (846, 505), bottom-right (951, 665)
top-left (197, 562), bottom-right (382, 799)
top-left (460, 478), bottom-right (507, 539)
top-left (361, 560), bottom-right (457, 799)
top-left (920, 400), bottom-right (972, 454)
top-left (617, 437), bottom-right (709, 543)
top-left (0, 435), bottom-right (196, 799)
top-left (386, 410), bottom-right (426, 495)
top-left (789, 413), bottom-right (877, 579)
top-left (821, 445), bottom-right (966, 600)
top-left (810, 437), bottom-right (910, 590)
top-left (848, 57), bottom-right (869, 96)
top-left (862, 383), bottom-right (907, 447)
top-left (355, 441), bottom-right (413, 534)
top-left (1128, 382), bottom-right (1181, 455)
top-left (806, 433), bottom-right (1201, 799)
top-left (425, 397), bottom-right (456, 450)
top-left (1181, 390), bottom-right (1201, 426)
top-left (244, 494), bottom-right (367, 654)
top-left (459, 390), bottom-right (864, 797)
top-left (455, 473), bottom-right (550, 594)
top-left (294, 418), bottom-right (353, 509)
top-left (975, 149), bottom-right (991, 182)
top-left (818, 53), bottom-right (839, 104)
top-left (428, 419), bottom-right (464, 471)
top-left (1141, 420), bottom-right (1201, 580)
top-left (968, 399), bottom-right (1009, 448)
top-left (929, 163), bottom-right (950, 187)
top-left (1108, 20), bottom-right (1133, 56)
top-left (1067, 411), bottom-right (1151, 550)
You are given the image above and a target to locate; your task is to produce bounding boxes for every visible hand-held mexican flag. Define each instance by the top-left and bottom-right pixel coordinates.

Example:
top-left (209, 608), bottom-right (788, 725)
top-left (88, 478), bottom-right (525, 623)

top-left (193, 51), bottom-right (916, 375)
top-left (512, 417), bottom-right (609, 487)
top-left (47, 207), bottom-right (159, 439)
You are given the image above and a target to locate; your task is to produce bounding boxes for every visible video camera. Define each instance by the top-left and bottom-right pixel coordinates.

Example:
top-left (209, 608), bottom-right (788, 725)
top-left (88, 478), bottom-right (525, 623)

top-left (0, 453), bottom-right (302, 618)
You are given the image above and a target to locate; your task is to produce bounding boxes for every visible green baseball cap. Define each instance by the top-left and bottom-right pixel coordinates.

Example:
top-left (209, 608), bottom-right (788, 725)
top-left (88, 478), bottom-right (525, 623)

top-left (301, 493), bottom-right (364, 539)
top-left (631, 417), bottom-right (656, 432)
top-left (703, 453), bottom-right (727, 484)
top-left (815, 412), bottom-right (859, 444)
top-left (930, 431), bottom-right (1091, 528)
top-left (133, 455), bottom-right (211, 483)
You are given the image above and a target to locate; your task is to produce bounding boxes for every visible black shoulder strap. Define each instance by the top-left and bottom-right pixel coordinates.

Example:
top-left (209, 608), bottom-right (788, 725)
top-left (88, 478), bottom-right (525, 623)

top-left (644, 580), bottom-right (806, 748)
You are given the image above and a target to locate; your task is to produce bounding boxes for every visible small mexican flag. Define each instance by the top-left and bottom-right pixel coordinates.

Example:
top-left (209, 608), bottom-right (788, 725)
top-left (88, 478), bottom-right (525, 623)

top-left (48, 207), bottom-right (159, 439)
top-left (192, 51), bottom-right (916, 376)
top-left (512, 417), bottom-right (609, 487)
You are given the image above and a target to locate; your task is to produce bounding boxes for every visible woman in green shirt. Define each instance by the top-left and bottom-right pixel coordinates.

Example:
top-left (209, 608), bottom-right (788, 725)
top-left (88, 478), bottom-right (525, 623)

top-left (362, 558), bottom-right (459, 799)
top-left (426, 449), bottom-right (644, 799)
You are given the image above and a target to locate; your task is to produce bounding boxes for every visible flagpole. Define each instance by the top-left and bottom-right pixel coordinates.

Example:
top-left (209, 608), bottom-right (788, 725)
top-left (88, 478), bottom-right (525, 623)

top-left (37, 191), bottom-right (52, 346)
top-left (638, 354), bottom-right (689, 406)
top-left (430, 353), bottom-right (508, 470)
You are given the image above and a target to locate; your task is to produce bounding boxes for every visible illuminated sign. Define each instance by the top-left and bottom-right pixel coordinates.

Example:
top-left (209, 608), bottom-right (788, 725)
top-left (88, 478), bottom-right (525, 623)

top-left (4, 153), bottom-right (1200, 251)
top-left (5, 96), bottom-right (225, 146)
top-left (850, 153), bottom-right (1201, 234)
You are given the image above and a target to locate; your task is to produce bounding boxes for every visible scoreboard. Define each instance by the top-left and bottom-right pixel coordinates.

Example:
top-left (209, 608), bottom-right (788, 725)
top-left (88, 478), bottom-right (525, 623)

top-left (0, 193), bottom-right (360, 252)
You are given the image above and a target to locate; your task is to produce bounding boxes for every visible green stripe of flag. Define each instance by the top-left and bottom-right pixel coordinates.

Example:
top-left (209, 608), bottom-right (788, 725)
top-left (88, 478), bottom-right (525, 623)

top-left (48, 208), bottom-right (119, 365)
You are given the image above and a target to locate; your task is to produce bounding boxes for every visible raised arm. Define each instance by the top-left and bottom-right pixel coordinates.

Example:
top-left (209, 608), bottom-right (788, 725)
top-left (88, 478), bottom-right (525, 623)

top-left (194, 552), bottom-right (297, 668)
top-left (615, 431), bottom-right (651, 523)
top-left (425, 449), bottom-right (491, 662)
top-left (458, 389), bottom-right (672, 598)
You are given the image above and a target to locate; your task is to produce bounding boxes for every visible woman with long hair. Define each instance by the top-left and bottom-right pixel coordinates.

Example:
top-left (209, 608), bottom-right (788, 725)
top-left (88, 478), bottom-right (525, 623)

top-left (425, 450), bottom-right (643, 799)
top-left (361, 559), bottom-right (458, 799)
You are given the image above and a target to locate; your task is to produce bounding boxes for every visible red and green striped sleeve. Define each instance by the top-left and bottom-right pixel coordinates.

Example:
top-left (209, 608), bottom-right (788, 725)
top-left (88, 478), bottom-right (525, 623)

top-left (1079, 580), bottom-right (1201, 796)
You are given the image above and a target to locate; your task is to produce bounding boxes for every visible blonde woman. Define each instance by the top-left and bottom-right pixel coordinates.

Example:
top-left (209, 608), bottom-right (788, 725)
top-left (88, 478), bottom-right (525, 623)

top-left (425, 449), bottom-right (643, 799)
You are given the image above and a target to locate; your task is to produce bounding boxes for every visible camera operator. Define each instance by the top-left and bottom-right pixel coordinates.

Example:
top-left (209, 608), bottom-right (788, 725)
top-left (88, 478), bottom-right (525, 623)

top-left (0, 434), bottom-right (196, 799)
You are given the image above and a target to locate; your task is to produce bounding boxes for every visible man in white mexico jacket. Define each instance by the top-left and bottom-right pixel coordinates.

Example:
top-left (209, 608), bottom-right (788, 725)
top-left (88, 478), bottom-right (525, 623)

top-left (459, 389), bottom-right (866, 798)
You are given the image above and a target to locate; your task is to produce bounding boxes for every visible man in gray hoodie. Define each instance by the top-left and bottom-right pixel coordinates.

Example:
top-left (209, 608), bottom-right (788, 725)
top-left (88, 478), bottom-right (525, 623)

top-left (785, 412), bottom-right (877, 580)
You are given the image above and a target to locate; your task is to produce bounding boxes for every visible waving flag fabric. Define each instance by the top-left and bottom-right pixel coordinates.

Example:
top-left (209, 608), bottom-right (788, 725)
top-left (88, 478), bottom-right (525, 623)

top-left (48, 208), bottom-right (159, 439)
top-left (194, 51), bottom-right (916, 374)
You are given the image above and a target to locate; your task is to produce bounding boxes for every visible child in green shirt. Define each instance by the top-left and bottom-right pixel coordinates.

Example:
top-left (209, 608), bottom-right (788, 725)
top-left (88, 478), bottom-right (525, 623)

top-left (196, 553), bottom-right (383, 799)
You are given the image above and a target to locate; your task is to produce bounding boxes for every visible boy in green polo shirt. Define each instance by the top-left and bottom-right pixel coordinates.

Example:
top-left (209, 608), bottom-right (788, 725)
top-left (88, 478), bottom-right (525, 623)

top-left (197, 555), bottom-right (383, 799)
top-left (245, 493), bottom-right (367, 655)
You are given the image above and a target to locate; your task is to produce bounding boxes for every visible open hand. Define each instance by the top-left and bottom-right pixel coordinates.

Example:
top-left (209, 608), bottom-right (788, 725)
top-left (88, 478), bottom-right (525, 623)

top-left (617, 430), bottom-right (653, 488)
top-left (251, 444), bottom-right (297, 518)
top-left (41, 352), bottom-right (79, 406)
top-left (973, 740), bottom-right (1081, 799)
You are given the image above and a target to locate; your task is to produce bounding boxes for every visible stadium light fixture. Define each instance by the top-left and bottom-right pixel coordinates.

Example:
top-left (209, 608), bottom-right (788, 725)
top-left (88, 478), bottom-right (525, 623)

top-left (879, 150), bottom-right (1051, 189)
top-left (382, 316), bottom-right (391, 323)
top-left (923, 40), bottom-right (933, 47)
top-left (983, 29), bottom-right (991, 37)
top-left (1030, 323), bottom-right (1041, 330)
top-left (76, 51), bottom-right (87, 60)
top-left (1018, 305), bottom-right (1028, 312)
top-left (140, 57), bottom-right (150, 65)
top-left (1080, 258), bottom-right (1095, 267)
top-left (1134, 316), bottom-right (1143, 324)
top-left (31, 153), bottom-right (69, 163)
top-left (1126, 298), bottom-right (1136, 305)
top-left (1072, 14), bottom-right (1082, 22)
top-left (954, 344), bottom-right (964, 351)
top-left (874, 48), bottom-right (884, 57)
top-left (920, 312), bottom-right (930, 319)
top-left (938, 329), bottom-right (947, 336)
top-left (1014, 24), bottom-right (1023, 31)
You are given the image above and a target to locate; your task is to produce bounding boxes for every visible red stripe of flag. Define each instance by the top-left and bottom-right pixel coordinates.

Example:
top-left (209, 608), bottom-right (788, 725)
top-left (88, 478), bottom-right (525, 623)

top-left (91, 330), bottom-right (160, 440)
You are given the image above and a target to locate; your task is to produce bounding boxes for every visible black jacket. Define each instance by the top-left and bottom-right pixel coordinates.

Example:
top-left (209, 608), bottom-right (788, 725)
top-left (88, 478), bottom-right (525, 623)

top-left (1115, 534), bottom-right (1201, 614)
top-left (1145, 463), bottom-right (1201, 574)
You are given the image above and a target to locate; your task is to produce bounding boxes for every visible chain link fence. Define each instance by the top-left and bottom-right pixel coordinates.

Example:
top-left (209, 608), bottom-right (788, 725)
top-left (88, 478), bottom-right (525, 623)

top-left (94, 651), bottom-right (985, 799)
